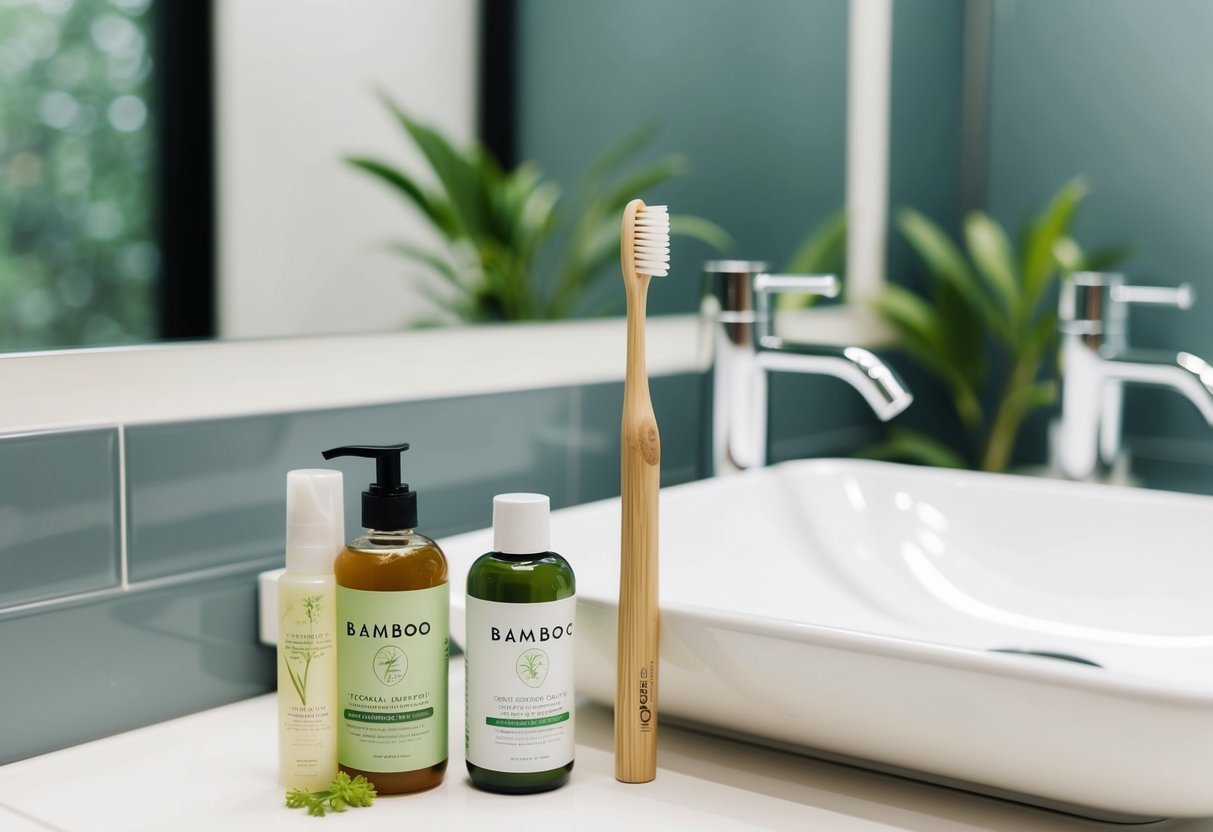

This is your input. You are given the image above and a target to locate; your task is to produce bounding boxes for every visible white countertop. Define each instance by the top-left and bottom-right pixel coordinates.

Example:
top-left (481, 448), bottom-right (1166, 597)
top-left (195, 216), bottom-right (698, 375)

top-left (0, 659), bottom-right (1208, 832)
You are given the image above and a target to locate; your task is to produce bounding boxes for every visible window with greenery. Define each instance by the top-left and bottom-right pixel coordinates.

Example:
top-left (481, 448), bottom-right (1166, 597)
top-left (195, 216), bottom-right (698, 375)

top-left (0, 0), bottom-right (157, 351)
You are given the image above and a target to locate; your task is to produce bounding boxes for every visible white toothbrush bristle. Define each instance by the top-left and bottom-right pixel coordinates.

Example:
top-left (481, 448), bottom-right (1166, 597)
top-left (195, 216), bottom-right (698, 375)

top-left (633, 204), bottom-right (670, 277)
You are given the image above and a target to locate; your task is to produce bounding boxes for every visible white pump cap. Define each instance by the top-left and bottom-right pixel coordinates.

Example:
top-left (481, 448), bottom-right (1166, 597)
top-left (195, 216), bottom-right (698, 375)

top-left (286, 469), bottom-right (345, 573)
top-left (493, 493), bottom-right (550, 555)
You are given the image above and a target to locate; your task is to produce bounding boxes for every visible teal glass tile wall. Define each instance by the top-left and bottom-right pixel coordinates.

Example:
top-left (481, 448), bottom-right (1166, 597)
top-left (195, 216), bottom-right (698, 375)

top-left (0, 429), bottom-right (120, 609)
top-left (0, 373), bottom-right (876, 764)
top-left (123, 388), bottom-right (575, 583)
top-left (0, 571), bottom-right (271, 764)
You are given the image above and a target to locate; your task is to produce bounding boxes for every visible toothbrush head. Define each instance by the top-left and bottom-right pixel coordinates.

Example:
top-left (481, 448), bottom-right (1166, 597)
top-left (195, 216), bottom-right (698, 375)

top-left (622, 199), bottom-right (670, 281)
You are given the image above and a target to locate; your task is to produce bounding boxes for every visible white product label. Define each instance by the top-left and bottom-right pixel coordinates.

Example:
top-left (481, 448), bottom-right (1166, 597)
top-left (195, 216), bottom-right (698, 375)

top-left (465, 596), bottom-right (575, 773)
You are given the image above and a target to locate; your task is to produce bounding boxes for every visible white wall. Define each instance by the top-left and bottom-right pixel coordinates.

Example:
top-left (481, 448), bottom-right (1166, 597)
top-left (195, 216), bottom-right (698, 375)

top-left (215, 0), bottom-right (478, 339)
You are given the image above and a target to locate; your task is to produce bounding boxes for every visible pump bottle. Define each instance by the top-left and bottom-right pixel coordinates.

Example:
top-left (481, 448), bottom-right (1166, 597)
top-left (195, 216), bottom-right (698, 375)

top-left (466, 493), bottom-right (576, 793)
top-left (322, 443), bottom-right (449, 794)
top-left (278, 469), bottom-right (344, 791)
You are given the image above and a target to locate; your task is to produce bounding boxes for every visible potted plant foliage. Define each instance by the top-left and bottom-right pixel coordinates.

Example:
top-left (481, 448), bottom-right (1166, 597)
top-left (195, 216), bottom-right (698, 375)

top-left (346, 96), bottom-right (730, 323)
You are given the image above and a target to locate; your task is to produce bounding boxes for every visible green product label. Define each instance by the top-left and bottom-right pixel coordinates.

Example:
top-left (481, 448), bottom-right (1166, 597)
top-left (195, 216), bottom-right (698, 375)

top-left (485, 712), bottom-right (570, 728)
top-left (336, 584), bottom-right (449, 773)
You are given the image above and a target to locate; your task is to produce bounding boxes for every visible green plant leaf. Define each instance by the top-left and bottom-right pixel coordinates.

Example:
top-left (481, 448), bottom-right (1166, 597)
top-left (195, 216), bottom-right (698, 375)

top-left (345, 157), bottom-right (458, 237)
top-left (513, 180), bottom-right (562, 254)
top-left (668, 215), bottom-right (733, 252)
top-left (552, 212), bottom-right (728, 318)
top-left (1022, 307), bottom-right (1058, 357)
top-left (964, 211), bottom-right (1020, 317)
top-left (565, 215), bottom-right (620, 280)
top-left (897, 208), bottom-right (1006, 342)
top-left (935, 282), bottom-right (985, 390)
top-left (777, 210), bottom-right (846, 311)
top-left (934, 282), bottom-right (987, 433)
top-left (1021, 176), bottom-right (1089, 308)
top-left (385, 241), bottom-right (465, 288)
top-left (870, 287), bottom-right (982, 434)
top-left (380, 94), bottom-right (488, 239)
top-left (581, 121), bottom-right (662, 188)
top-left (870, 284), bottom-right (947, 358)
top-left (1051, 236), bottom-right (1084, 274)
top-left (859, 427), bottom-right (969, 468)
top-left (1079, 243), bottom-right (1133, 272)
top-left (411, 279), bottom-right (465, 322)
top-left (1005, 378), bottom-right (1057, 419)
top-left (490, 160), bottom-right (542, 241)
top-left (350, 102), bottom-right (731, 324)
top-left (786, 209), bottom-right (847, 275)
top-left (599, 155), bottom-right (689, 215)
top-left (558, 123), bottom-right (660, 253)
top-left (567, 213), bottom-right (728, 287)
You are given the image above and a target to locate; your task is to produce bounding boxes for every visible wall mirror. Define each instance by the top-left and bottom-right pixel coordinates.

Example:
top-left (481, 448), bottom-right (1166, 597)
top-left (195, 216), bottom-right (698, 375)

top-left (0, 0), bottom-right (850, 352)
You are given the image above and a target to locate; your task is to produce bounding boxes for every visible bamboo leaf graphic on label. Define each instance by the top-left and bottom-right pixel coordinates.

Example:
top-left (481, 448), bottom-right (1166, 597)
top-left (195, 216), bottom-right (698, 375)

top-left (517, 649), bottom-right (549, 688)
top-left (373, 645), bottom-right (407, 686)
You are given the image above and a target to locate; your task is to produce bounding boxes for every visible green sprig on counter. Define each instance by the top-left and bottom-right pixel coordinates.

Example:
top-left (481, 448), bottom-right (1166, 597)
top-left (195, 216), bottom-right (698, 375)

top-left (285, 772), bottom-right (377, 817)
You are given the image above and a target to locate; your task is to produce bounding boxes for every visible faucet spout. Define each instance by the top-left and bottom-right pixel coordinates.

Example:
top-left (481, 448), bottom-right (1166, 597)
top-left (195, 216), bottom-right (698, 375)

top-left (1055, 272), bottom-right (1213, 480)
top-left (701, 260), bottom-right (914, 476)
top-left (756, 344), bottom-right (913, 421)
top-left (1103, 349), bottom-right (1213, 423)
top-left (1058, 338), bottom-right (1213, 480)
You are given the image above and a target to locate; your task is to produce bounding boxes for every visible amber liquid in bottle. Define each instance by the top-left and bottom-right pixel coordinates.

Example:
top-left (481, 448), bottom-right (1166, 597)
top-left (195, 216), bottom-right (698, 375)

top-left (334, 529), bottom-right (449, 794)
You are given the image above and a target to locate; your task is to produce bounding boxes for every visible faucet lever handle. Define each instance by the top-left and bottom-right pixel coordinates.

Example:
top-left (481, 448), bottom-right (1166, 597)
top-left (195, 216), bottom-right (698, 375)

top-left (1111, 283), bottom-right (1194, 310)
top-left (752, 273), bottom-right (841, 348)
top-left (753, 273), bottom-right (840, 298)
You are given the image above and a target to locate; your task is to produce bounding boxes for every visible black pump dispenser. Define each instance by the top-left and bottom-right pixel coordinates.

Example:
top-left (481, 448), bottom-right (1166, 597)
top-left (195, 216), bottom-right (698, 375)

top-left (322, 443), bottom-right (418, 531)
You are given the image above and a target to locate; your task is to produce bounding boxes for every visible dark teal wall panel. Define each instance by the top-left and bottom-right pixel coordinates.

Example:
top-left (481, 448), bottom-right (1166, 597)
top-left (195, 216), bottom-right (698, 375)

top-left (887, 0), bottom-right (966, 289)
top-left (516, 0), bottom-right (849, 315)
top-left (985, 0), bottom-right (1213, 448)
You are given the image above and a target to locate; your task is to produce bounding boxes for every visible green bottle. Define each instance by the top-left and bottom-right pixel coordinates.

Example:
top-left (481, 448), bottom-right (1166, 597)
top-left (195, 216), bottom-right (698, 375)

top-left (465, 493), bottom-right (575, 794)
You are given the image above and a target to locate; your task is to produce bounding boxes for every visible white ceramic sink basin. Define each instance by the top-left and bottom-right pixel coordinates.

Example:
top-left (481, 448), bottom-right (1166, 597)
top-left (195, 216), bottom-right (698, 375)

top-left (441, 459), bottom-right (1213, 821)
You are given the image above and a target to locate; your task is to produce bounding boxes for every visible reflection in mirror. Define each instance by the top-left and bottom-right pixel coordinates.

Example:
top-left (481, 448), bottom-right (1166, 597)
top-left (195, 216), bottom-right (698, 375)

top-left (873, 0), bottom-right (1213, 480)
top-left (0, 0), bottom-right (158, 352)
top-left (0, 0), bottom-right (851, 349)
top-left (507, 0), bottom-right (849, 319)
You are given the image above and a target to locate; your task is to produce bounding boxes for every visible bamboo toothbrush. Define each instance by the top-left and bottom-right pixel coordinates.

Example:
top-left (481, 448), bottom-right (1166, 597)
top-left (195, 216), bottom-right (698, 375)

top-left (616, 199), bottom-right (668, 783)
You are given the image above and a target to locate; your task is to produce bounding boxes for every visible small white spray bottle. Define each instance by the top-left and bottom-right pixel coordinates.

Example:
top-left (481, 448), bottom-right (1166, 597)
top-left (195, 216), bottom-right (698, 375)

top-left (278, 469), bottom-right (344, 790)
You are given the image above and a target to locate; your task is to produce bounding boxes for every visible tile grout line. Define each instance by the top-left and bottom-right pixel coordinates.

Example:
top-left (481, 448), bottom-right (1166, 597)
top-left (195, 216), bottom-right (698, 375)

top-left (124, 554), bottom-right (284, 594)
top-left (0, 800), bottom-right (69, 832)
top-left (0, 555), bottom-right (284, 624)
top-left (117, 424), bottom-right (129, 589)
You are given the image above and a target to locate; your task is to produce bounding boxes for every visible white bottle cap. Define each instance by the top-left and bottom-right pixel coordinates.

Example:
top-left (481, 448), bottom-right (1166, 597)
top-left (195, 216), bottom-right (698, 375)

top-left (493, 493), bottom-right (550, 555)
top-left (286, 469), bottom-right (345, 573)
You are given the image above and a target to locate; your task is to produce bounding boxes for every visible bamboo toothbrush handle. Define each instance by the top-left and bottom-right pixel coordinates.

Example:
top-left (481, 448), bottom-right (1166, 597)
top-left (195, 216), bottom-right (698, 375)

top-left (617, 269), bottom-right (660, 784)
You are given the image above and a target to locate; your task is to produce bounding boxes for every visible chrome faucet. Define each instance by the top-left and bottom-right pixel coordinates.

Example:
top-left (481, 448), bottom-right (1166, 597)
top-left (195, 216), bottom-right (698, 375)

top-left (700, 260), bottom-right (913, 475)
top-left (1056, 271), bottom-right (1213, 479)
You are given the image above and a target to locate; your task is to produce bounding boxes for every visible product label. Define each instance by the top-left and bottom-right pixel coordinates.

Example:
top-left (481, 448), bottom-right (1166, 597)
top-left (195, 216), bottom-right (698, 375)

top-left (278, 583), bottom-right (337, 791)
top-left (336, 584), bottom-right (449, 772)
top-left (465, 596), bottom-right (575, 772)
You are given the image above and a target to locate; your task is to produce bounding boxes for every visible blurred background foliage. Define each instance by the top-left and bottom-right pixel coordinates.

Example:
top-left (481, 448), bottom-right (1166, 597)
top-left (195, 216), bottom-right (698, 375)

top-left (347, 105), bottom-right (732, 324)
top-left (0, 0), bottom-right (158, 351)
top-left (867, 178), bottom-right (1129, 472)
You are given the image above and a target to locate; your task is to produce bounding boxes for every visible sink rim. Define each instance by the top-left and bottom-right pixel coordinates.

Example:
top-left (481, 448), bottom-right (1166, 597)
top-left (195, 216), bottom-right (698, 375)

top-left (573, 457), bottom-right (1213, 709)
top-left (775, 455), bottom-right (1213, 511)
top-left (447, 459), bottom-right (1213, 708)
top-left (576, 592), bottom-right (1213, 708)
